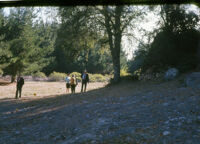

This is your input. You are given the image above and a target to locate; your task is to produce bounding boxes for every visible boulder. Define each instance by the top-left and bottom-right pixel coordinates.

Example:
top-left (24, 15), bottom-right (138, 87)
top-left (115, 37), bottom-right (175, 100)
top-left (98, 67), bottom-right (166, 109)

top-left (185, 72), bottom-right (200, 88)
top-left (164, 68), bottom-right (179, 81)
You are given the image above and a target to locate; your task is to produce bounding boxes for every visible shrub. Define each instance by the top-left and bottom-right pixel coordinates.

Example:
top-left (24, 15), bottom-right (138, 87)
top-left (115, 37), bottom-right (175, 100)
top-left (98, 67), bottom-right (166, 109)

top-left (32, 71), bottom-right (46, 78)
top-left (105, 74), bottom-right (112, 81)
top-left (88, 73), bottom-right (108, 82)
top-left (0, 69), bottom-right (3, 75)
top-left (70, 72), bottom-right (81, 82)
top-left (49, 71), bottom-right (67, 81)
top-left (120, 68), bottom-right (131, 76)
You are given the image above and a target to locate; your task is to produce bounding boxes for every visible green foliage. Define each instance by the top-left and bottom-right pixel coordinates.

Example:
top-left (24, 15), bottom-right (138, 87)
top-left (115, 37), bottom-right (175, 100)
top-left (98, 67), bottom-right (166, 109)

top-left (54, 7), bottom-right (114, 74)
top-left (0, 69), bottom-right (3, 75)
top-left (133, 68), bottom-right (142, 76)
top-left (32, 71), bottom-right (46, 78)
top-left (0, 10), bottom-right (11, 69)
top-left (70, 72), bottom-right (81, 77)
top-left (54, 7), bottom-right (92, 72)
top-left (70, 72), bottom-right (81, 81)
top-left (49, 71), bottom-right (67, 81)
top-left (120, 67), bottom-right (131, 76)
top-left (128, 43), bottom-right (148, 73)
top-left (161, 5), bottom-right (199, 34)
top-left (88, 73), bottom-right (109, 82)
top-left (143, 29), bottom-right (200, 72)
top-left (1, 8), bottom-right (55, 77)
top-left (34, 21), bottom-right (57, 75)
top-left (128, 5), bottom-right (200, 74)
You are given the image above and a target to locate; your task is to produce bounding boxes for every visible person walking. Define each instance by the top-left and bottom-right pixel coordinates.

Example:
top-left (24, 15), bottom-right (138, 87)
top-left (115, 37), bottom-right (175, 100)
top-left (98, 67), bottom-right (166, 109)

top-left (15, 76), bottom-right (24, 99)
top-left (70, 74), bottom-right (78, 94)
top-left (65, 73), bottom-right (71, 93)
top-left (81, 70), bottom-right (89, 92)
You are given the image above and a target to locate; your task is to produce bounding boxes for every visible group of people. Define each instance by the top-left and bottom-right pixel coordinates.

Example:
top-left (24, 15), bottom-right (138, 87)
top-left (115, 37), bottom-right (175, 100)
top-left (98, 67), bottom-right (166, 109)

top-left (14, 70), bottom-right (89, 99)
top-left (65, 70), bottom-right (89, 94)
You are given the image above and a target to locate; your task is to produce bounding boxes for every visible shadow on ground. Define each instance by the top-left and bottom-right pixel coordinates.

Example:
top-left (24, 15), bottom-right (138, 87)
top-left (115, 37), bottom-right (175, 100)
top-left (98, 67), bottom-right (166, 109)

top-left (0, 82), bottom-right (114, 115)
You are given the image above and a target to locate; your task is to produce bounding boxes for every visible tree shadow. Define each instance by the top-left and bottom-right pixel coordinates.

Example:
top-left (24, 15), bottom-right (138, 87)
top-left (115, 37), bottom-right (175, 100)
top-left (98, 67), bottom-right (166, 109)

top-left (0, 83), bottom-right (113, 116)
top-left (0, 80), bottom-right (147, 121)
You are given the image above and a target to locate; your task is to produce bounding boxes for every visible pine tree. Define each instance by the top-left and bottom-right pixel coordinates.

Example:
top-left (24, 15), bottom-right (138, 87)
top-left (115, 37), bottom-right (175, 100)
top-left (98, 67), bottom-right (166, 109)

top-left (2, 8), bottom-right (55, 82)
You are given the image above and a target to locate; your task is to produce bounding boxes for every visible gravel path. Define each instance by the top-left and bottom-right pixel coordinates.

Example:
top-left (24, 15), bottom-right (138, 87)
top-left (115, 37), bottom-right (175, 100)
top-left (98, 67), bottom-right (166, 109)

top-left (0, 80), bottom-right (200, 144)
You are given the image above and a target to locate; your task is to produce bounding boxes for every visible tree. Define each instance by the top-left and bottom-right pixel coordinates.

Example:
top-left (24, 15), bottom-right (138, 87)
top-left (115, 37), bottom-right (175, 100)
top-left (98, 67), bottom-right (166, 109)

top-left (0, 9), bottom-right (10, 73)
top-left (33, 20), bottom-right (57, 75)
top-left (54, 6), bottom-right (114, 74)
top-left (2, 8), bottom-right (55, 82)
top-left (142, 5), bottom-right (200, 72)
top-left (54, 7), bottom-right (92, 72)
top-left (160, 5), bottom-right (199, 34)
top-left (94, 6), bottom-right (143, 82)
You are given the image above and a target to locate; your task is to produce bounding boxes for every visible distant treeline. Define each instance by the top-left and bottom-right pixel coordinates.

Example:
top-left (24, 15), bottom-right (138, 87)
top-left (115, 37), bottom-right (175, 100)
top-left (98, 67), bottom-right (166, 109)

top-left (0, 5), bottom-right (200, 82)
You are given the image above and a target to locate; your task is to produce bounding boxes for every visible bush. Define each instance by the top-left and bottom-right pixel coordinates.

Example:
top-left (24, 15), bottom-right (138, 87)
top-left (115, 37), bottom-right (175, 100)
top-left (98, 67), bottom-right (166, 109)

top-left (70, 72), bottom-right (81, 82)
top-left (32, 71), bottom-right (46, 78)
top-left (49, 71), bottom-right (67, 81)
top-left (120, 68), bottom-right (131, 76)
top-left (0, 69), bottom-right (3, 75)
top-left (69, 72), bottom-right (109, 82)
top-left (88, 73), bottom-right (108, 82)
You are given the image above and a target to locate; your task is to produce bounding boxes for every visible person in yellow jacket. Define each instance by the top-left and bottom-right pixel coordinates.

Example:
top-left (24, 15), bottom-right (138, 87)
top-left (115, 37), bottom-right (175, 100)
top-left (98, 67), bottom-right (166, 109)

top-left (70, 74), bottom-right (78, 94)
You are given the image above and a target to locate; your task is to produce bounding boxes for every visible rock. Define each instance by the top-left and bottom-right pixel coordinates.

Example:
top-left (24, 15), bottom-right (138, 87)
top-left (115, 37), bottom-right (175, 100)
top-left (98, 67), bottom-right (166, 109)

top-left (164, 68), bottom-right (179, 81)
top-left (185, 72), bottom-right (200, 88)
top-left (82, 100), bottom-right (88, 104)
top-left (163, 131), bottom-right (170, 136)
top-left (163, 102), bottom-right (169, 106)
top-left (86, 114), bottom-right (90, 119)
top-left (97, 118), bottom-right (110, 126)
top-left (91, 140), bottom-right (97, 144)
top-left (76, 133), bottom-right (96, 142)
top-left (164, 120), bottom-right (169, 124)
top-left (178, 122), bottom-right (182, 126)
top-left (125, 136), bottom-right (133, 142)
top-left (54, 134), bottom-right (66, 141)
top-left (186, 119), bottom-right (193, 124)
top-left (15, 131), bottom-right (20, 135)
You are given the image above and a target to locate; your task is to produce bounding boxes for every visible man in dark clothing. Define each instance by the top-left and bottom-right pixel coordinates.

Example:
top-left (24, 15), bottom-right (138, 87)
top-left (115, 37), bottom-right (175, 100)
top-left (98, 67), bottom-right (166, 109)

top-left (15, 76), bottom-right (24, 99)
top-left (81, 70), bottom-right (89, 92)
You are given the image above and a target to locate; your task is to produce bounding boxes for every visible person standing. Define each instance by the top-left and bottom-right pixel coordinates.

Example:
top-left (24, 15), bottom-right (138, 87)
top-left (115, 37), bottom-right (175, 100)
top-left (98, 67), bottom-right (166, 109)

top-left (81, 70), bottom-right (89, 92)
top-left (70, 74), bottom-right (78, 94)
top-left (15, 76), bottom-right (24, 99)
top-left (65, 73), bottom-right (71, 93)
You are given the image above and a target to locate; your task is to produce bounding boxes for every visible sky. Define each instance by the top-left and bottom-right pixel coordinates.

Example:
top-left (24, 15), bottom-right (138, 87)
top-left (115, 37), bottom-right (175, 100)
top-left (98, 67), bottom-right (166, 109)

top-left (122, 6), bottom-right (161, 59)
top-left (3, 4), bottom-right (200, 60)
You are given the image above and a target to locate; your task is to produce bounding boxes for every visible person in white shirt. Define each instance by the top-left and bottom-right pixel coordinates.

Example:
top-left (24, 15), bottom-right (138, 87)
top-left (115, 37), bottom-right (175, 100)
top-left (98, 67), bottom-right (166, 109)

top-left (65, 73), bottom-right (71, 93)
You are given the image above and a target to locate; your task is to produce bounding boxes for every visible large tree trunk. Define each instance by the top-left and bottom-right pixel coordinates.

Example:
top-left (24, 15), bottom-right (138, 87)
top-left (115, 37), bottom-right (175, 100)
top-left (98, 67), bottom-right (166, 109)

top-left (104, 6), bottom-right (123, 83)
top-left (112, 52), bottom-right (121, 82)
top-left (113, 6), bottom-right (122, 82)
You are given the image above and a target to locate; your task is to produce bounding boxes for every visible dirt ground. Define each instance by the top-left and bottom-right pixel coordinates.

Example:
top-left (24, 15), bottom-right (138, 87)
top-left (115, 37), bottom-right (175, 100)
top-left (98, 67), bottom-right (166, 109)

top-left (0, 81), bottom-right (107, 100)
top-left (0, 79), bottom-right (200, 144)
